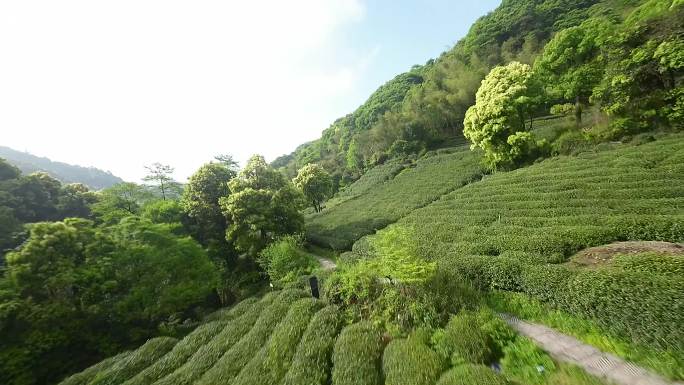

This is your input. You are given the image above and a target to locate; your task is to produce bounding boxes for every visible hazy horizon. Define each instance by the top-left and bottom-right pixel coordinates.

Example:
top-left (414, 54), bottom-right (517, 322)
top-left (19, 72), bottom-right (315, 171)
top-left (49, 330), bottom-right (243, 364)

top-left (1, 0), bottom-right (500, 182)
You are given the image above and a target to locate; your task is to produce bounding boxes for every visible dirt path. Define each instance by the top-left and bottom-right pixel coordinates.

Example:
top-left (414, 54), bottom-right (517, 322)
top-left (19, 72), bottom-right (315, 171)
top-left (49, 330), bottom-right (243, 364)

top-left (501, 314), bottom-right (682, 385)
top-left (315, 256), bottom-right (337, 271)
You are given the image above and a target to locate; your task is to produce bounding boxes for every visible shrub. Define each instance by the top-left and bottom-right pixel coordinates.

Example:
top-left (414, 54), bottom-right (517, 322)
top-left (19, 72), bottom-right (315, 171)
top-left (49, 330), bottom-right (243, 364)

top-left (382, 334), bottom-right (444, 385)
top-left (332, 321), bottom-right (385, 385)
top-left (500, 337), bottom-right (555, 384)
top-left (434, 311), bottom-right (495, 365)
top-left (231, 298), bottom-right (322, 385)
top-left (436, 364), bottom-right (508, 385)
top-left (89, 337), bottom-right (178, 385)
top-left (195, 289), bottom-right (307, 385)
top-left (282, 306), bottom-right (343, 385)
top-left (122, 321), bottom-right (226, 385)
top-left (258, 235), bottom-right (318, 285)
top-left (552, 130), bottom-right (591, 155)
top-left (154, 293), bottom-right (275, 385)
top-left (58, 351), bottom-right (131, 385)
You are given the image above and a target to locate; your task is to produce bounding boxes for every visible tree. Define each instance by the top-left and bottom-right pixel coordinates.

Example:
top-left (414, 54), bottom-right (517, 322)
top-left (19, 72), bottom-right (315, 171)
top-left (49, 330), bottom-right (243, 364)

top-left (463, 62), bottom-right (543, 169)
top-left (220, 155), bottom-right (304, 256)
top-left (534, 18), bottom-right (611, 125)
top-left (214, 153), bottom-right (240, 172)
top-left (57, 183), bottom-right (97, 219)
top-left (0, 158), bottom-right (20, 182)
top-left (1, 217), bottom-right (218, 384)
top-left (293, 164), bottom-right (332, 212)
top-left (91, 182), bottom-right (154, 224)
top-left (142, 163), bottom-right (179, 200)
top-left (181, 162), bottom-right (236, 245)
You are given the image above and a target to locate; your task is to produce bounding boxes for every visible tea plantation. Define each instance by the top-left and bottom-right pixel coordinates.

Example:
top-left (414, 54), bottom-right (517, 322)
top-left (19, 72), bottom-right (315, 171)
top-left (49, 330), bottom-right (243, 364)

top-left (59, 289), bottom-right (610, 385)
top-left (306, 147), bottom-right (485, 250)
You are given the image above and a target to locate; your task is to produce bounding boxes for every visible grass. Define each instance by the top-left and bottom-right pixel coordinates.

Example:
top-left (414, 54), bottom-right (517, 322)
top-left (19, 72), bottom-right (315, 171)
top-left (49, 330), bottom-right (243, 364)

top-left (332, 321), bottom-right (385, 385)
top-left (231, 298), bottom-right (323, 385)
top-left (89, 337), bottom-right (178, 385)
top-left (195, 289), bottom-right (308, 384)
top-left (122, 321), bottom-right (226, 385)
top-left (306, 147), bottom-right (484, 250)
top-left (281, 305), bottom-right (344, 385)
top-left (154, 292), bottom-right (275, 385)
top-left (58, 351), bottom-right (132, 385)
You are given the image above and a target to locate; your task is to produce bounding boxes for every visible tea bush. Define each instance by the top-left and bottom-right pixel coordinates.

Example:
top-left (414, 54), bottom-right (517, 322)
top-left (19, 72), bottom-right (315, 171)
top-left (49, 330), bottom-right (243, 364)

top-left (89, 337), bottom-right (178, 385)
top-left (282, 306), bottom-right (343, 385)
top-left (231, 298), bottom-right (322, 385)
top-left (436, 364), bottom-right (508, 385)
top-left (58, 352), bottom-right (131, 385)
top-left (195, 289), bottom-right (307, 384)
top-left (123, 321), bottom-right (226, 385)
top-left (382, 334), bottom-right (444, 385)
top-left (332, 321), bottom-right (385, 385)
top-left (154, 293), bottom-right (274, 385)
top-left (433, 311), bottom-right (495, 366)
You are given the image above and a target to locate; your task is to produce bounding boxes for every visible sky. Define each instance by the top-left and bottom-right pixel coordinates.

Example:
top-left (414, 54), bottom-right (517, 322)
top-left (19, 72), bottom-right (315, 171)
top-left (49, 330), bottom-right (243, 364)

top-left (0, 0), bottom-right (501, 183)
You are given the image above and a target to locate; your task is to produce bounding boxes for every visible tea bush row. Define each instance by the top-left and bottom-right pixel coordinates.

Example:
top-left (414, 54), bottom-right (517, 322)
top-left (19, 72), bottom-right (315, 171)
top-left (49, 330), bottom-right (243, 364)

top-left (202, 297), bottom-right (259, 322)
top-left (153, 293), bottom-right (275, 385)
top-left (231, 298), bottom-right (322, 385)
top-left (58, 351), bottom-right (131, 385)
top-left (195, 289), bottom-right (307, 385)
top-left (123, 321), bottom-right (226, 385)
top-left (382, 334), bottom-right (444, 385)
top-left (436, 364), bottom-right (508, 385)
top-left (89, 337), bottom-right (178, 385)
top-left (332, 321), bottom-right (385, 385)
top-left (282, 305), bottom-right (343, 385)
top-left (441, 256), bottom-right (683, 351)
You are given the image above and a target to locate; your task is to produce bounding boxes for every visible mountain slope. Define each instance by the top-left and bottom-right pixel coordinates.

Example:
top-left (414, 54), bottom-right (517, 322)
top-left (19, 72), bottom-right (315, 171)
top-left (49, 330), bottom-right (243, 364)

top-left (0, 146), bottom-right (123, 189)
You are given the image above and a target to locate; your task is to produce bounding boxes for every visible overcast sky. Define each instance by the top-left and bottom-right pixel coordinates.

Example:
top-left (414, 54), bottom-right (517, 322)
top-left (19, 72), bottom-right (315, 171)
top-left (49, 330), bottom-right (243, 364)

top-left (0, 0), bottom-right (500, 182)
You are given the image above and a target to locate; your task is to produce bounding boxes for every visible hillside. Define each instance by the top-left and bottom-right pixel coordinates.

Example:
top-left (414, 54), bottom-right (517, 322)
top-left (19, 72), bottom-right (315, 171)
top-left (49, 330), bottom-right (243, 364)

top-left (0, 146), bottom-right (123, 190)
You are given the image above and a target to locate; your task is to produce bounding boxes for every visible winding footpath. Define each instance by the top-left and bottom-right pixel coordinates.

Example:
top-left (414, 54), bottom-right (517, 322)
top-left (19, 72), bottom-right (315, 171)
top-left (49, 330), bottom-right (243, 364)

top-left (315, 256), bottom-right (681, 385)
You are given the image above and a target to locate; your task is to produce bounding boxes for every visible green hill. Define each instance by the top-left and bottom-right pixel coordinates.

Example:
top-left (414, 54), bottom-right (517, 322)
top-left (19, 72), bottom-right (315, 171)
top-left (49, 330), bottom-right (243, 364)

top-left (0, 146), bottom-right (123, 190)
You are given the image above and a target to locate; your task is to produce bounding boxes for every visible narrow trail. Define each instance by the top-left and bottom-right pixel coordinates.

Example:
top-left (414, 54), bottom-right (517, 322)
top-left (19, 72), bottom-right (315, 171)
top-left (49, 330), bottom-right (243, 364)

top-left (314, 258), bottom-right (680, 385)
top-left (501, 314), bottom-right (682, 385)
top-left (315, 256), bottom-right (337, 271)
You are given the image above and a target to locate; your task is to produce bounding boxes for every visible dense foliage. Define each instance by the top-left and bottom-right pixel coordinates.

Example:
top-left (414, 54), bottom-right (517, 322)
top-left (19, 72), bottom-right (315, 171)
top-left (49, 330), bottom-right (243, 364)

top-left (0, 217), bottom-right (218, 385)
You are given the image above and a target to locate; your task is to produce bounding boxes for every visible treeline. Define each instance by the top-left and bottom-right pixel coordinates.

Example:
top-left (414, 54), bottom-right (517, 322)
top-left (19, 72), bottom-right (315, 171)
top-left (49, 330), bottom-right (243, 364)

top-left (0, 155), bottom-right (330, 385)
top-left (274, 0), bottom-right (683, 189)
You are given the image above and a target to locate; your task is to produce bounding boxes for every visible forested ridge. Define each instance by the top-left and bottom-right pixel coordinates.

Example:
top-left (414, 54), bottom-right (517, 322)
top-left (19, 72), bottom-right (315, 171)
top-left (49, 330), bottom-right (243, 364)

top-left (0, 146), bottom-right (123, 190)
top-left (2, 0), bottom-right (683, 384)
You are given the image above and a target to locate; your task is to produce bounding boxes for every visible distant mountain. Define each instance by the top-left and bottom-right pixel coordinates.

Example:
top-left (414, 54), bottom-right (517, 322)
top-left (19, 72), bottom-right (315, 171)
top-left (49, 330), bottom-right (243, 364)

top-left (0, 146), bottom-right (123, 190)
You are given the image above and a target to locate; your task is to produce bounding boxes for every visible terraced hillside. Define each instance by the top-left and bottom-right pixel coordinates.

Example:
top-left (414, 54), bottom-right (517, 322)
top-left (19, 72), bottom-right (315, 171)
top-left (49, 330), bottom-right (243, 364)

top-left (306, 147), bottom-right (485, 250)
top-left (357, 133), bottom-right (684, 378)
top-left (60, 289), bottom-right (610, 385)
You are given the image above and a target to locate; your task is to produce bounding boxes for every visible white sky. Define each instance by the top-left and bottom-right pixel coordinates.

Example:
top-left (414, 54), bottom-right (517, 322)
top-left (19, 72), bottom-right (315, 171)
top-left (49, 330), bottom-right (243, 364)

top-left (1, 0), bottom-right (374, 182)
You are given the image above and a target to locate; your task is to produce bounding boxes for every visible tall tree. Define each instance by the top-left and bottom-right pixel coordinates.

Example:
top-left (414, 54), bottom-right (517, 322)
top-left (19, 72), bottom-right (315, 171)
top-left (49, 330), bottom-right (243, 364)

top-left (293, 164), bottom-right (332, 213)
top-left (534, 18), bottom-right (611, 125)
top-left (220, 155), bottom-right (304, 256)
top-left (464, 62), bottom-right (543, 169)
top-left (143, 163), bottom-right (179, 200)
